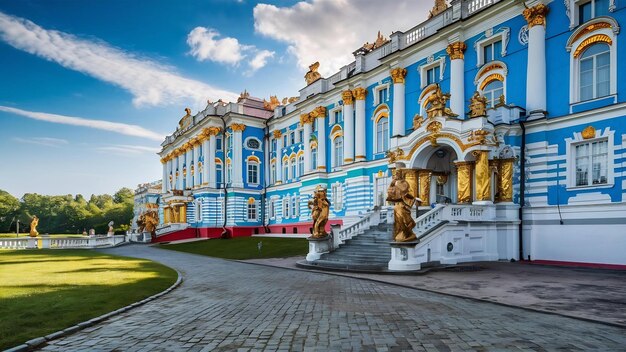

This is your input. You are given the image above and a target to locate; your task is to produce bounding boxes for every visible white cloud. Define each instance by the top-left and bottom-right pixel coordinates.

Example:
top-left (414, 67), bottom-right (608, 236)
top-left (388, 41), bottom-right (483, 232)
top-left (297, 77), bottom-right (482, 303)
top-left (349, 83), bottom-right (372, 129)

top-left (13, 137), bottom-right (69, 147)
top-left (0, 105), bottom-right (165, 141)
top-left (96, 144), bottom-right (161, 156)
top-left (253, 0), bottom-right (430, 76)
top-left (187, 26), bottom-right (275, 73)
top-left (0, 11), bottom-right (239, 107)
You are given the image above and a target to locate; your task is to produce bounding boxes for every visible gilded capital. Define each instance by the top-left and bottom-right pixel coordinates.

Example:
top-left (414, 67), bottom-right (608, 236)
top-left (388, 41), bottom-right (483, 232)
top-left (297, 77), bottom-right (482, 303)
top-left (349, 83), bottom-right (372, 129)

top-left (342, 90), bottom-right (354, 105)
top-left (190, 137), bottom-right (201, 146)
top-left (207, 126), bottom-right (221, 136)
top-left (446, 41), bottom-right (467, 60)
top-left (273, 130), bottom-right (282, 139)
top-left (390, 67), bottom-right (408, 84)
top-left (309, 106), bottom-right (327, 119)
top-left (300, 113), bottom-right (312, 126)
top-left (230, 123), bottom-right (246, 132)
top-left (352, 87), bottom-right (368, 100)
top-left (523, 3), bottom-right (549, 28)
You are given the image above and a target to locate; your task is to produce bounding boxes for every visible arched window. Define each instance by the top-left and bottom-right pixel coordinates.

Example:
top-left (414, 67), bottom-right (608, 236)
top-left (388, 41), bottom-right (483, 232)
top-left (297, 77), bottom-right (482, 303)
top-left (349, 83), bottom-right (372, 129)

top-left (375, 116), bottom-right (389, 153)
top-left (333, 136), bottom-right (344, 167)
top-left (298, 155), bottom-right (304, 176)
top-left (290, 157), bottom-right (297, 180)
top-left (579, 43), bottom-right (610, 101)
top-left (482, 79), bottom-right (504, 108)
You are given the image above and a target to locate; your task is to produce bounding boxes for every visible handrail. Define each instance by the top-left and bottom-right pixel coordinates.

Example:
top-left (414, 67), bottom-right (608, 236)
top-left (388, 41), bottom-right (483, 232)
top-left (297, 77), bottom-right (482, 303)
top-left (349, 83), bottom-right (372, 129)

top-left (413, 204), bottom-right (446, 236)
top-left (336, 207), bottom-right (387, 244)
top-left (0, 235), bottom-right (126, 250)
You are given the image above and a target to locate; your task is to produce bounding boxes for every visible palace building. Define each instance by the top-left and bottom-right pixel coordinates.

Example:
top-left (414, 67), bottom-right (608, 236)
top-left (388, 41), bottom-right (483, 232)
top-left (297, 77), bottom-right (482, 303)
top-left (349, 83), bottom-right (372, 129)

top-left (154, 0), bottom-right (626, 268)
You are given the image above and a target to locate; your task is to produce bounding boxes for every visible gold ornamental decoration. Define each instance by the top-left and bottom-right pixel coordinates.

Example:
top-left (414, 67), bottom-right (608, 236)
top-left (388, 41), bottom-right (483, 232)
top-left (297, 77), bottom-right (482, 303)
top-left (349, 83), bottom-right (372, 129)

top-left (29, 216), bottom-right (39, 237)
top-left (582, 126), bottom-right (596, 139)
top-left (305, 62), bottom-right (322, 85)
top-left (207, 126), bottom-right (221, 136)
top-left (263, 96), bottom-right (281, 110)
top-left (574, 34), bottom-right (612, 58)
top-left (473, 150), bottom-right (491, 201)
top-left (425, 85), bottom-right (458, 119)
top-left (496, 158), bottom-right (514, 203)
top-left (342, 90), bottom-right (354, 105)
top-left (571, 22), bottom-right (613, 44)
top-left (469, 91), bottom-right (488, 118)
top-left (272, 130), bottom-right (282, 139)
top-left (523, 3), bottom-right (549, 28)
top-left (418, 170), bottom-right (431, 204)
top-left (479, 74), bottom-right (504, 90)
top-left (426, 121), bottom-right (442, 134)
top-left (352, 87), bottom-right (368, 100)
top-left (309, 106), bottom-right (327, 119)
top-left (299, 113), bottom-right (312, 126)
top-left (413, 115), bottom-right (425, 130)
top-left (230, 123), bottom-right (246, 132)
top-left (468, 129), bottom-right (491, 145)
top-left (428, 0), bottom-right (448, 18)
top-left (390, 67), bottom-right (408, 84)
top-left (308, 186), bottom-right (330, 238)
top-left (386, 148), bottom-right (404, 163)
top-left (455, 162), bottom-right (473, 204)
top-left (386, 172), bottom-right (417, 242)
top-left (446, 41), bottom-right (467, 60)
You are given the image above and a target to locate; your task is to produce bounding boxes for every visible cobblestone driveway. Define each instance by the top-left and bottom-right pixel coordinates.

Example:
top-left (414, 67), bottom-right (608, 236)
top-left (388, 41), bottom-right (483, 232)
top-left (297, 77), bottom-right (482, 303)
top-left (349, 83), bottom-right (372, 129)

top-left (40, 245), bottom-right (626, 352)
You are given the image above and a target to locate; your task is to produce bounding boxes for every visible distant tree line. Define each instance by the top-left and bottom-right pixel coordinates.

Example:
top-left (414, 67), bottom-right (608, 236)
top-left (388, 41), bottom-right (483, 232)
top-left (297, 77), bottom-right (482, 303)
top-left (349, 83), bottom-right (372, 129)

top-left (0, 188), bottom-right (134, 235)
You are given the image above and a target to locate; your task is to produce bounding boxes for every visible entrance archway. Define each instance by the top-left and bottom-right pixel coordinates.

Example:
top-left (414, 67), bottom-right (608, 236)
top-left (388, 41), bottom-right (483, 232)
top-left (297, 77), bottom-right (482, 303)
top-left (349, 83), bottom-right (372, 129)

top-left (409, 144), bottom-right (458, 208)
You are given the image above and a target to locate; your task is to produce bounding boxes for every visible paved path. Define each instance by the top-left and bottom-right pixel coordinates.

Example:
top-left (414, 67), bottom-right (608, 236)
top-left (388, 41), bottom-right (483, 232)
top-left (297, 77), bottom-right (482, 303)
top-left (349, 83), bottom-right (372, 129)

top-left (41, 245), bottom-right (626, 351)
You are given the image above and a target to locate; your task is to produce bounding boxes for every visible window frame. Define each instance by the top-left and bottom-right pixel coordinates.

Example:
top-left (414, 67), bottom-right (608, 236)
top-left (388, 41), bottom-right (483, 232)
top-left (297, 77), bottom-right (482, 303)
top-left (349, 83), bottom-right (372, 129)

top-left (246, 158), bottom-right (259, 186)
top-left (474, 28), bottom-right (510, 67)
top-left (419, 56), bottom-right (446, 89)
top-left (247, 198), bottom-right (257, 221)
top-left (565, 127), bottom-right (614, 189)
top-left (372, 82), bottom-right (391, 106)
top-left (332, 183), bottom-right (343, 212)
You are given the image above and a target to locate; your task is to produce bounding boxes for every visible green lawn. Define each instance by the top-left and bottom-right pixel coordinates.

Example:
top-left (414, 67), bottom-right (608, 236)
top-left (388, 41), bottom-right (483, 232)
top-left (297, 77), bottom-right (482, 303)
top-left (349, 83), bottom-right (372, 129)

top-left (160, 237), bottom-right (308, 260)
top-left (0, 250), bottom-right (177, 350)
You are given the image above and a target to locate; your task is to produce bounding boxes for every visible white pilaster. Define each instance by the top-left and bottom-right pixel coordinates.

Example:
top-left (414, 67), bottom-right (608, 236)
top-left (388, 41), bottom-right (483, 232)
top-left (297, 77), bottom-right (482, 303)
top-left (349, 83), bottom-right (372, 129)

top-left (177, 154), bottom-right (184, 190)
top-left (353, 88), bottom-right (367, 161)
top-left (208, 134), bottom-right (216, 188)
top-left (231, 124), bottom-right (245, 188)
top-left (342, 90), bottom-right (355, 163)
top-left (447, 41), bottom-right (466, 117)
top-left (193, 144), bottom-right (200, 187)
top-left (166, 159), bottom-right (172, 192)
top-left (275, 131), bottom-right (283, 183)
top-left (524, 4), bottom-right (548, 115)
top-left (185, 147), bottom-right (192, 190)
top-left (161, 160), bottom-right (167, 193)
top-left (390, 68), bottom-right (407, 136)
top-left (310, 106), bottom-right (327, 171)
top-left (303, 121), bottom-right (312, 172)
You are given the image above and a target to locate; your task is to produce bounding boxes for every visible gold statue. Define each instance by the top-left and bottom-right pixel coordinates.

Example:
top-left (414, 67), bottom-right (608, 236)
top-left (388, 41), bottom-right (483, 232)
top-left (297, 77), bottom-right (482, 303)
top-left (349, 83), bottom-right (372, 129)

top-left (386, 172), bottom-right (417, 242)
top-left (429, 0), bottom-right (449, 18)
top-left (413, 114), bottom-right (424, 130)
top-left (495, 94), bottom-right (506, 108)
top-left (305, 62), bottom-right (322, 85)
top-left (308, 186), bottom-right (330, 238)
top-left (263, 95), bottom-right (281, 110)
top-left (469, 91), bottom-right (488, 118)
top-left (143, 210), bottom-right (159, 241)
top-left (29, 216), bottom-right (39, 237)
top-left (426, 85), bottom-right (458, 119)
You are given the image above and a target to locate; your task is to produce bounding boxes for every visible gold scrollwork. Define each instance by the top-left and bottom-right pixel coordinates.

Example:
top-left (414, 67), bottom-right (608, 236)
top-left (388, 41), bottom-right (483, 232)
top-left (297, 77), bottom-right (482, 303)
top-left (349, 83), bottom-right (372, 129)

top-left (472, 150), bottom-right (490, 201)
top-left (582, 125), bottom-right (596, 139)
top-left (574, 34), bottom-right (612, 58)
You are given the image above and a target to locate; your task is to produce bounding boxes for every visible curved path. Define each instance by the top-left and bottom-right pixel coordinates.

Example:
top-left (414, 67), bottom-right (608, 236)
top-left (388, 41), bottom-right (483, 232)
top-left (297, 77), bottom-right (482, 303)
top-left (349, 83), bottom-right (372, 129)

top-left (41, 245), bottom-right (625, 351)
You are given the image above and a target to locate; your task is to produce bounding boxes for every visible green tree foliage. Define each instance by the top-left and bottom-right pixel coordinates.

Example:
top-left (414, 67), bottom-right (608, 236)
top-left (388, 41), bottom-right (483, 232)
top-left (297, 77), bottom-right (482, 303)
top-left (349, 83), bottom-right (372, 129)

top-left (0, 188), bottom-right (135, 234)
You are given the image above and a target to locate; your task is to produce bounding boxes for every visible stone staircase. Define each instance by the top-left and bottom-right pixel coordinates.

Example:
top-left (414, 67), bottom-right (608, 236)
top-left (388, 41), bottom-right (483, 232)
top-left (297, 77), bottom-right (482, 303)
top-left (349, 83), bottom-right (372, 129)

top-left (306, 223), bottom-right (393, 271)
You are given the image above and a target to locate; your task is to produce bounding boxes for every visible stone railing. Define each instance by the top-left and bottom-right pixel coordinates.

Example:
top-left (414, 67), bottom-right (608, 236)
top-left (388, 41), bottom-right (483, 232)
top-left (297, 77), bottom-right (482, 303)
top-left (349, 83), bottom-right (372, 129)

top-left (414, 204), bottom-right (446, 237)
top-left (336, 207), bottom-right (388, 245)
top-left (0, 235), bottom-right (126, 250)
top-left (443, 204), bottom-right (496, 221)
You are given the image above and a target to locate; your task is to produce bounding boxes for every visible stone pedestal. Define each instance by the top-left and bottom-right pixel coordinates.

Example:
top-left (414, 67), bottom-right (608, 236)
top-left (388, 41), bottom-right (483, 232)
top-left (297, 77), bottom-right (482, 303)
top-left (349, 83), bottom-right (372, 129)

top-left (306, 236), bottom-right (332, 262)
top-left (388, 241), bottom-right (421, 271)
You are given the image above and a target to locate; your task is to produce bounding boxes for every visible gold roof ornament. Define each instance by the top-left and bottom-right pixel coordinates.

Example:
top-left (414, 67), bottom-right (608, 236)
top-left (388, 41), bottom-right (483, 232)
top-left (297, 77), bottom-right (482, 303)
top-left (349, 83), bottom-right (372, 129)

top-left (429, 0), bottom-right (449, 19)
top-left (237, 90), bottom-right (250, 103)
top-left (582, 126), bottom-right (596, 139)
top-left (263, 95), bottom-right (281, 110)
top-left (305, 62), bottom-right (323, 85)
top-left (355, 31), bottom-right (390, 55)
top-left (178, 108), bottom-right (193, 130)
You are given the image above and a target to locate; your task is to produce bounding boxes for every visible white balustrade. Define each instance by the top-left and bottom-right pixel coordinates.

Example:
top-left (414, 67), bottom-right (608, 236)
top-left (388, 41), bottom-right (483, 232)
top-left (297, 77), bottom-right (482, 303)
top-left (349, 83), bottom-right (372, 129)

top-left (0, 235), bottom-right (126, 250)
top-left (336, 207), bottom-right (387, 244)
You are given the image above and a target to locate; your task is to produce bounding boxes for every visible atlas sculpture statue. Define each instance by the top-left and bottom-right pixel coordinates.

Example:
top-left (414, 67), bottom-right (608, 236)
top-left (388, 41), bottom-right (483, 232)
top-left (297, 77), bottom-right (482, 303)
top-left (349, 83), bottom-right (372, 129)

top-left (386, 171), bottom-right (418, 242)
top-left (308, 185), bottom-right (330, 238)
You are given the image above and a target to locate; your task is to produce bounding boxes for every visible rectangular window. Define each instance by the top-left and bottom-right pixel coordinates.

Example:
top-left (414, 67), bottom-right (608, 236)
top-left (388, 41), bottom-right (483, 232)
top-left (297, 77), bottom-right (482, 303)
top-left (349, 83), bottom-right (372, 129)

top-left (247, 163), bottom-right (258, 184)
top-left (283, 135), bottom-right (288, 147)
top-left (269, 200), bottom-right (275, 218)
top-left (291, 197), bottom-right (297, 217)
top-left (298, 130), bottom-right (304, 143)
top-left (579, 1), bottom-right (592, 23)
top-left (247, 202), bottom-right (257, 221)
top-left (575, 139), bottom-right (608, 186)
top-left (378, 88), bottom-right (388, 104)
top-left (272, 139), bottom-right (277, 152)
top-left (290, 132), bottom-right (295, 145)
top-left (332, 184), bottom-right (343, 211)
top-left (426, 66), bottom-right (440, 85)
top-left (216, 136), bottom-right (223, 151)
top-left (483, 40), bottom-right (502, 63)
top-left (334, 110), bottom-right (342, 124)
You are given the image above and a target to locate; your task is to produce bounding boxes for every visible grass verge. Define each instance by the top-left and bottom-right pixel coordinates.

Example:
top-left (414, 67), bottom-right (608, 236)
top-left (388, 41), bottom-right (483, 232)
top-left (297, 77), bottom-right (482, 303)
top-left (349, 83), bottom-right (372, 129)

top-left (160, 237), bottom-right (307, 260)
top-left (0, 250), bottom-right (177, 350)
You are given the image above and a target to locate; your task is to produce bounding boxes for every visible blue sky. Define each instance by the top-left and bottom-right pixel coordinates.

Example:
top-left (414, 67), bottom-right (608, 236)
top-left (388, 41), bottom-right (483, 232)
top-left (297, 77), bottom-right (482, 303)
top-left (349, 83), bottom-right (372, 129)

top-left (0, 0), bottom-right (429, 197)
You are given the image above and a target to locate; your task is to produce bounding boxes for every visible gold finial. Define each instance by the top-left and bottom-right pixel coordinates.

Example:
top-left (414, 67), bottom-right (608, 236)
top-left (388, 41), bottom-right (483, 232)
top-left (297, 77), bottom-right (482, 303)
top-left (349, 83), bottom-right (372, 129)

top-left (305, 62), bottom-right (322, 85)
top-left (238, 90), bottom-right (250, 102)
top-left (263, 95), bottom-right (281, 110)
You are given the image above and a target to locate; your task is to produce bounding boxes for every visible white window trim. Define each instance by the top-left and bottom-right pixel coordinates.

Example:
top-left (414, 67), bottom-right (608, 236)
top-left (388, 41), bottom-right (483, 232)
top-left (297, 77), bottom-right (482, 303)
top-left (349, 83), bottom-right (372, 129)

top-left (247, 200), bottom-right (257, 221)
top-left (332, 182), bottom-right (343, 212)
top-left (419, 56), bottom-right (446, 89)
top-left (565, 127), bottom-right (614, 189)
top-left (372, 107), bottom-right (390, 155)
top-left (372, 82), bottom-right (391, 106)
top-left (243, 137), bottom-right (262, 151)
top-left (195, 199), bottom-right (203, 222)
top-left (474, 27), bottom-right (510, 67)
top-left (291, 196), bottom-right (297, 218)
top-left (246, 158), bottom-right (260, 186)
top-left (283, 197), bottom-right (289, 219)
top-left (474, 60), bottom-right (508, 104)
top-left (269, 198), bottom-right (276, 220)
top-left (329, 106), bottom-right (342, 125)
top-left (567, 0), bottom-right (617, 29)
top-left (566, 18), bottom-right (619, 106)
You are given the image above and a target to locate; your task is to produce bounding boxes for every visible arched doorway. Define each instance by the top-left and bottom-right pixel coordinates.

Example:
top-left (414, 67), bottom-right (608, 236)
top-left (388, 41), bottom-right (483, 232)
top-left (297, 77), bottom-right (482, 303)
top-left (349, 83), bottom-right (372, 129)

top-left (408, 144), bottom-right (459, 208)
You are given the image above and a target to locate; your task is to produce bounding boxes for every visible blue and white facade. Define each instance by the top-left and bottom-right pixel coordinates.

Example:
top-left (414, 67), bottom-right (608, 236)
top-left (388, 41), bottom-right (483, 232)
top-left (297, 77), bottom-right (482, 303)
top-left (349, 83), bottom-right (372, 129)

top-left (156, 0), bottom-right (626, 267)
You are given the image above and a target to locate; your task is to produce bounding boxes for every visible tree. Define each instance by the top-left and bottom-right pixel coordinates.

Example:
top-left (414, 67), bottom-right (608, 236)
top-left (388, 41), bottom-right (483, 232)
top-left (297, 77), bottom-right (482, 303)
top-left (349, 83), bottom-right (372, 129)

top-left (0, 190), bottom-right (19, 232)
top-left (113, 188), bottom-right (134, 204)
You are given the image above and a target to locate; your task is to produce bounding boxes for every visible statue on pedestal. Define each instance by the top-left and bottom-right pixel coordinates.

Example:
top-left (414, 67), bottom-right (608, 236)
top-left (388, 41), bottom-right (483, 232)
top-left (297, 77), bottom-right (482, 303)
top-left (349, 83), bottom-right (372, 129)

top-left (469, 91), bottom-right (488, 118)
top-left (305, 62), bottom-right (322, 86)
top-left (107, 221), bottom-right (114, 237)
top-left (386, 172), bottom-right (417, 242)
top-left (308, 186), bottom-right (330, 238)
top-left (144, 210), bottom-right (159, 241)
top-left (29, 216), bottom-right (39, 237)
top-left (426, 85), bottom-right (458, 119)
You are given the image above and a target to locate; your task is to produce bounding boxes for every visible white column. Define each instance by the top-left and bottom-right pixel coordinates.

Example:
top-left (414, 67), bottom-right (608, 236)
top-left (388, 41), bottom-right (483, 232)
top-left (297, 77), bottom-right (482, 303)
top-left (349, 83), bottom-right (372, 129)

top-left (310, 106), bottom-right (327, 171)
top-left (177, 154), bottom-right (184, 190)
top-left (208, 133), bottom-right (216, 187)
top-left (524, 4), bottom-right (548, 114)
top-left (353, 88), bottom-right (367, 162)
top-left (193, 143), bottom-right (200, 187)
top-left (231, 124), bottom-right (245, 187)
top-left (341, 90), bottom-right (354, 163)
top-left (185, 146), bottom-right (192, 190)
top-left (302, 119), bottom-right (312, 172)
top-left (161, 159), bottom-right (167, 193)
top-left (447, 42), bottom-right (466, 117)
top-left (275, 131), bottom-right (283, 183)
top-left (390, 68), bottom-right (407, 136)
top-left (166, 159), bottom-right (172, 192)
